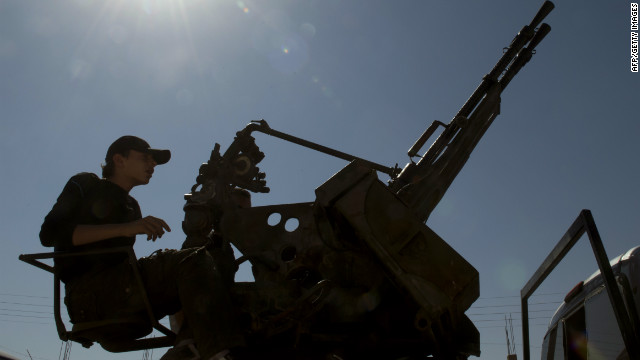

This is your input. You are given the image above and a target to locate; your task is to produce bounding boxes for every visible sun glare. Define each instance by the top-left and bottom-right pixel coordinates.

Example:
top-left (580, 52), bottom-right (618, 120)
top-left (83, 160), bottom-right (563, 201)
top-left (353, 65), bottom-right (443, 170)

top-left (139, 0), bottom-right (201, 16)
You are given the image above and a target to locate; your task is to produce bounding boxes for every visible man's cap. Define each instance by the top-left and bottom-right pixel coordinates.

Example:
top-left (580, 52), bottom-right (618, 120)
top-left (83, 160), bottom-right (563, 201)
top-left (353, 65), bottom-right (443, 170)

top-left (106, 136), bottom-right (171, 165)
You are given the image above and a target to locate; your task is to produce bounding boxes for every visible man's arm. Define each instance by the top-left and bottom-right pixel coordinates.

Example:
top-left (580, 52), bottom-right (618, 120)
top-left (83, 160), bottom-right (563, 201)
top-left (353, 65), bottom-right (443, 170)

top-left (40, 175), bottom-right (88, 248)
top-left (72, 216), bottom-right (172, 246)
top-left (41, 174), bottom-right (171, 248)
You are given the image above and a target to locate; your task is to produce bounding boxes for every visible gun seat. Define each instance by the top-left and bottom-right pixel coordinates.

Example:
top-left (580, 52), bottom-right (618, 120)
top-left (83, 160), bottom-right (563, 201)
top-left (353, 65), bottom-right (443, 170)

top-left (19, 246), bottom-right (176, 352)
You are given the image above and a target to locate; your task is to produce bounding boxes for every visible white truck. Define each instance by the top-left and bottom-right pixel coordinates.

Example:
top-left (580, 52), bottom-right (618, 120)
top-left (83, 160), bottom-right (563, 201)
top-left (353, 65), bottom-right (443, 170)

top-left (521, 210), bottom-right (640, 360)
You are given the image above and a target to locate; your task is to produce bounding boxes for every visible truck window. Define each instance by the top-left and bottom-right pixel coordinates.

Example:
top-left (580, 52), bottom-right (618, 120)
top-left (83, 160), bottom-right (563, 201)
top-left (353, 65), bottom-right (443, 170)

top-left (541, 324), bottom-right (564, 360)
top-left (564, 307), bottom-right (586, 360)
top-left (552, 325), bottom-right (564, 360)
top-left (584, 287), bottom-right (626, 359)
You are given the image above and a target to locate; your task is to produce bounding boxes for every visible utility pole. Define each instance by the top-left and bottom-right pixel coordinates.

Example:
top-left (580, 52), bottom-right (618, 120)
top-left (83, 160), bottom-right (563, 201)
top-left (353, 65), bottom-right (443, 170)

top-left (505, 314), bottom-right (517, 360)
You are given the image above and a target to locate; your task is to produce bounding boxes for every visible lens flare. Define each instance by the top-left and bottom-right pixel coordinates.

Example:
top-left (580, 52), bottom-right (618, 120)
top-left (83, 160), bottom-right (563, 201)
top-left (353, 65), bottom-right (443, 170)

top-left (236, 1), bottom-right (249, 14)
top-left (496, 258), bottom-right (527, 291)
top-left (266, 33), bottom-right (308, 74)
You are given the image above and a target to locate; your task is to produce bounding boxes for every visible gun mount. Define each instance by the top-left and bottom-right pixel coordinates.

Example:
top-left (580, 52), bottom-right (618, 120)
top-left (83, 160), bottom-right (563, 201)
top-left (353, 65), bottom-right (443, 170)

top-left (182, 2), bottom-right (554, 359)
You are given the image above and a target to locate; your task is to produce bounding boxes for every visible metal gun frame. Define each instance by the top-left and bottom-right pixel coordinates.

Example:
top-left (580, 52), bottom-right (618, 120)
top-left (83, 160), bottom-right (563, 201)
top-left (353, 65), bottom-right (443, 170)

top-left (182, 2), bottom-right (554, 359)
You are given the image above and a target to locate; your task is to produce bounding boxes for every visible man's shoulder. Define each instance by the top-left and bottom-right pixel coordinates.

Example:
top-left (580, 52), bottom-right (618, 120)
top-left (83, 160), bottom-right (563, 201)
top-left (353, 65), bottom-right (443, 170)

top-left (66, 172), bottom-right (102, 196)
top-left (68, 172), bottom-right (101, 185)
top-left (70, 172), bottom-right (100, 181)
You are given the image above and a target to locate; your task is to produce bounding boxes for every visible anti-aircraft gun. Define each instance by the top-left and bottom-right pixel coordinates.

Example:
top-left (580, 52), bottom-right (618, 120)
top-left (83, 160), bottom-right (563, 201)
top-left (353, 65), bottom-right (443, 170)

top-left (182, 2), bottom-right (554, 359)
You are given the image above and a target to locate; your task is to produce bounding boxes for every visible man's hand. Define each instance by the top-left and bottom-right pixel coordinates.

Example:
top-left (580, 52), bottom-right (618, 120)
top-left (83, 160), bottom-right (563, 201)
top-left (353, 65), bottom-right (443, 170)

top-left (72, 217), bottom-right (171, 246)
top-left (72, 216), bottom-right (171, 246)
top-left (126, 216), bottom-right (172, 241)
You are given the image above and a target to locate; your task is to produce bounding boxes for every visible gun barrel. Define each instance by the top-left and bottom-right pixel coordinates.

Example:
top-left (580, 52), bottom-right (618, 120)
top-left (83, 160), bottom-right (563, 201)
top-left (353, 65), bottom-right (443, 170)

top-left (499, 23), bottom-right (551, 90)
top-left (459, 1), bottom-right (554, 120)
top-left (529, 1), bottom-right (555, 29)
top-left (528, 23), bottom-right (552, 52)
top-left (389, 2), bottom-right (553, 222)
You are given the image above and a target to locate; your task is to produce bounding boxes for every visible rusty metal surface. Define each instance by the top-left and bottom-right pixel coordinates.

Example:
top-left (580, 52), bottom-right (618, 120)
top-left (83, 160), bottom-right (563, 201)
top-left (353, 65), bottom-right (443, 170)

top-left (216, 161), bottom-right (479, 357)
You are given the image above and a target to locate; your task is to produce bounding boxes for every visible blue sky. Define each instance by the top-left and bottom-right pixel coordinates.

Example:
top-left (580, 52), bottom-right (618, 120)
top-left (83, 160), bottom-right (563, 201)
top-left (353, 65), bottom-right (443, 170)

top-left (1, 0), bottom-right (639, 359)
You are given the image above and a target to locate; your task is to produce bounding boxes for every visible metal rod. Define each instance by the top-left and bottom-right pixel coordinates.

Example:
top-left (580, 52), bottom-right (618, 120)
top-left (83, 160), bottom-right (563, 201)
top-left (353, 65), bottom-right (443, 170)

top-left (247, 120), bottom-right (398, 177)
top-left (521, 298), bottom-right (529, 360)
top-left (583, 211), bottom-right (640, 359)
top-left (520, 210), bottom-right (585, 360)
